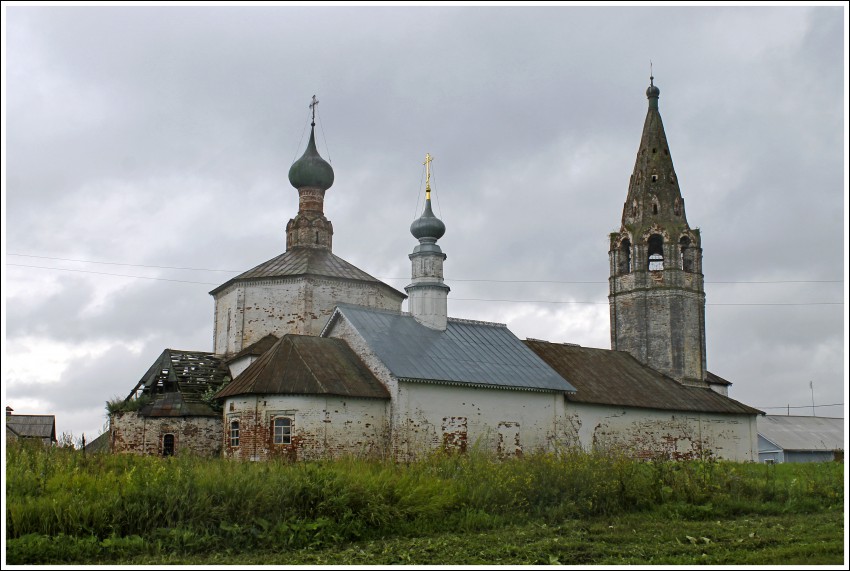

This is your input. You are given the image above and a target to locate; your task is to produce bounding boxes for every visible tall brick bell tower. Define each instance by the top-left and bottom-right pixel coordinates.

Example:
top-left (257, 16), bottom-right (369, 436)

top-left (608, 76), bottom-right (707, 387)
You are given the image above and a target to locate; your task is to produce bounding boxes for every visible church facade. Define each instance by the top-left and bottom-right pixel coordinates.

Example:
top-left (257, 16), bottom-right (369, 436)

top-left (108, 82), bottom-right (761, 462)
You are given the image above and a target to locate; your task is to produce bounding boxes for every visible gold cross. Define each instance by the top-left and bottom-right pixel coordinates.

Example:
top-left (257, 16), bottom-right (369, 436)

top-left (424, 153), bottom-right (433, 199)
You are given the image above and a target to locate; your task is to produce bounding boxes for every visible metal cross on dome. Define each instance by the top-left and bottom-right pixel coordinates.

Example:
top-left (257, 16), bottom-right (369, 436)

top-left (310, 95), bottom-right (319, 124)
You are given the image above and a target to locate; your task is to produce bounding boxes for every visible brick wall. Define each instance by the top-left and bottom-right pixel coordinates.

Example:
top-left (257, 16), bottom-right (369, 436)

top-left (110, 412), bottom-right (222, 457)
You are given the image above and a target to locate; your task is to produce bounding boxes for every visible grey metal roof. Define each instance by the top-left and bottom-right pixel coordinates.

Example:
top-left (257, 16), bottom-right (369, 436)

top-left (326, 305), bottom-right (576, 392)
top-left (209, 247), bottom-right (406, 299)
top-left (84, 431), bottom-right (110, 453)
top-left (5, 415), bottom-right (57, 440)
top-left (524, 340), bottom-right (762, 415)
top-left (757, 415), bottom-right (844, 452)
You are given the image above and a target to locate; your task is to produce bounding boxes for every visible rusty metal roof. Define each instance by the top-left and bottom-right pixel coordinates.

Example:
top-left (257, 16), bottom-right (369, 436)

top-left (326, 305), bottom-right (576, 393)
top-left (5, 414), bottom-right (56, 440)
top-left (216, 334), bottom-right (390, 400)
top-left (225, 333), bottom-right (279, 364)
top-left (706, 370), bottom-right (732, 386)
top-left (209, 247), bottom-right (406, 299)
top-left (127, 349), bottom-right (231, 417)
top-left (758, 415), bottom-right (844, 451)
top-left (524, 340), bottom-right (762, 415)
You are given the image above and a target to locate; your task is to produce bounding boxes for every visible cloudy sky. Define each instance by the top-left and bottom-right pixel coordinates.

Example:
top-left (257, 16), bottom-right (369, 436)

top-left (3, 4), bottom-right (847, 442)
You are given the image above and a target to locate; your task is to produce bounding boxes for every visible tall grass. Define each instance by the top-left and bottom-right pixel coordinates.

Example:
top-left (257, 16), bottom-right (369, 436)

top-left (5, 440), bottom-right (843, 562)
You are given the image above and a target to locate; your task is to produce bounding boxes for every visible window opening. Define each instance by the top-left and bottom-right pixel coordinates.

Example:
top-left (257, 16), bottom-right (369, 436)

top-left (162, 434), bottom-right (175, 457)
top-left (273, 417), bottom-right (292, 445)
top-left (230, 420), bottom-right (240, 447)
top-left (648, 234), bottom-right (664, 271)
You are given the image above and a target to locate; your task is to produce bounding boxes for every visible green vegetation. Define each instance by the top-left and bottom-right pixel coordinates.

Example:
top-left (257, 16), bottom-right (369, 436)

top-left (104, 395), bottom-right (151, 415)
top-left (5, 441), bottom-right (844, 565)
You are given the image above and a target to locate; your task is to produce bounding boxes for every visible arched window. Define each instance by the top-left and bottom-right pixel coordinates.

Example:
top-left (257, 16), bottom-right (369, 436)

top-left (273, 417), bottom-right (292, 445)
top-left (648, 234), bottom-right (664, 271)
top-left (632, 200), bottom-right (638, 216)
top-left (680, 236), bottom-right (695, 273)
top-left (230, 420), bottom-right (240, 448)
top-left (162, 434), bottom-right (175, 457)
top-left (619, 239), bottom-right (631, 274)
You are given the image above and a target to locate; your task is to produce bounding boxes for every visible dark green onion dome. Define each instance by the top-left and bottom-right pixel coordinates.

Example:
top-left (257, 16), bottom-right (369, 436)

top-left (410, 198), bottom-right (446, 241)
top-left (288, 125), bottom-right (334, 191)
top-left (646, 76), bottom-right (660, 99)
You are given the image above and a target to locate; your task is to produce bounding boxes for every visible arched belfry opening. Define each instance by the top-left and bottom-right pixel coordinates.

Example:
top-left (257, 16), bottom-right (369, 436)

top-left (647, 234), bottom-right (664, 271)
top-left (619, 238), bottom-right (632, 274)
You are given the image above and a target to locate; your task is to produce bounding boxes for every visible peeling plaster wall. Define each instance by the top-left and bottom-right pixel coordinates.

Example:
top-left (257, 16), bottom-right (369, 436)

top-left (214, 278), bottom-right (402, 356)
top-left (109, 412), bottom-right (222, 457)
top-left (564, 402), bottom-right (757, 461)
top-left (223, 395), bottom-right (389, 461)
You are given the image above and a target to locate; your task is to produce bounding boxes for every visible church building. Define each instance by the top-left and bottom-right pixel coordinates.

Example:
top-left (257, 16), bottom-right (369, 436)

top-left (108, 82), bottom-right (761, 461)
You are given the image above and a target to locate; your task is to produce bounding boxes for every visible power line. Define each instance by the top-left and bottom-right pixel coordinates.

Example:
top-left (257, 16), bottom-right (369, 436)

top-left (755, 403), bottom-right (843, 410)
top-left (7, 254), bottom-right (242, 273)
top-left (6, 264), bottom-right (220, 286)
top-left (6, 254), bottom-right (844, 285)
top-left (7, 264), bottom-right (845, 306)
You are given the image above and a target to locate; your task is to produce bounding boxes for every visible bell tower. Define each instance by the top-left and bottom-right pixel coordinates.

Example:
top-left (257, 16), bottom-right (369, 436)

top-left (608, 77), bottom-right (707, 386)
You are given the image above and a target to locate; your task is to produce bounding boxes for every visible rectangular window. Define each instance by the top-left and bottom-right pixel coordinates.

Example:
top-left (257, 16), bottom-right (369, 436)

top-left (273, 417), bottom-right (292, 445)
top-left (230, 420), bottom-right (240, 447)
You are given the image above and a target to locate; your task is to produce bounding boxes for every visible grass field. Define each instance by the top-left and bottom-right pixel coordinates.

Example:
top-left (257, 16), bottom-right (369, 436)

top-left (5, 441), bottom-right (846, 565)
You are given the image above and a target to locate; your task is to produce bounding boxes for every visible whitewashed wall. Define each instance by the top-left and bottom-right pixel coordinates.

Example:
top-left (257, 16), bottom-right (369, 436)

top-left (213, 278), bottom-right (402, 355)
top-left (564, 401), bottom-right (757, 461)
top-left (394, 381), bottom-right (567, 461)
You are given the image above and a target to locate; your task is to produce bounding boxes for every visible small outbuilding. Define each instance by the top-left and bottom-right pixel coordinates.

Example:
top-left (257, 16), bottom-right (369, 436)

top-left (757, 415), bottom-right (844, 463)
top-left (5, 407), bottom-right (57, 446)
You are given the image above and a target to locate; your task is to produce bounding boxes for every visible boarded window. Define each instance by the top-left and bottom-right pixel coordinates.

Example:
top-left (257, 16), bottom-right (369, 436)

top-left (497, 422), bottom-right (522, 458)
top-left (230, 420), bottom-right (240, 447)
top-left (162, 434), bottom-right (175, 457)
top-left (273, 417), bottom-right (292, 445)
top-left (441, 417), bottom-right (468, 453)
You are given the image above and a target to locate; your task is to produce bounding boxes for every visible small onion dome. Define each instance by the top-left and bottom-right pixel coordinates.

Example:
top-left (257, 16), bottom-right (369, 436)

top-left (410, 199), bottom-right (446, 241)
top-left (288, 126), bottom-right (334, 191)
top-left (646, 77), bottom-right (660, 99)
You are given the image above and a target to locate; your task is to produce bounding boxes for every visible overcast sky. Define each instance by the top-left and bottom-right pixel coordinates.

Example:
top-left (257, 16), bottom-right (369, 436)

top-left (3, 4), bottom-right (847, 442)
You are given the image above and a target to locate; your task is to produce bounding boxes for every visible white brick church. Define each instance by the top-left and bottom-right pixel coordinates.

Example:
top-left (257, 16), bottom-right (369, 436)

top-left (109, 84), bottom-right (761, 462)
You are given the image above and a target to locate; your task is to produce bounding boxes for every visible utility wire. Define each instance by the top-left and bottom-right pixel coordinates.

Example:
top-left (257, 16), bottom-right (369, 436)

top-left (7, 264), bottom-right (844, 306)
top-left (6, 254), bottom-right (844, 285)
top-left (7, 264), bottom-right (220, 285)
top-left (755, 403), bottom-right (843, 410)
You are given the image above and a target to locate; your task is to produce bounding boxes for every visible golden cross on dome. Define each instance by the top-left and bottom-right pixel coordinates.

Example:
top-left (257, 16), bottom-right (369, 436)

top-left (424, 153), bottom-right (433, 200)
